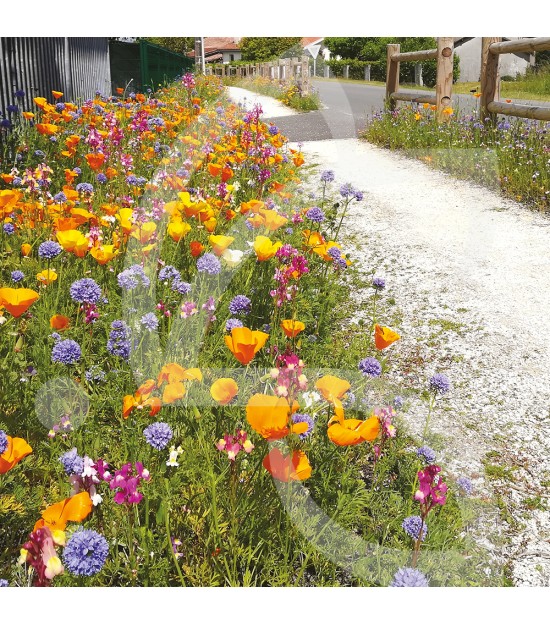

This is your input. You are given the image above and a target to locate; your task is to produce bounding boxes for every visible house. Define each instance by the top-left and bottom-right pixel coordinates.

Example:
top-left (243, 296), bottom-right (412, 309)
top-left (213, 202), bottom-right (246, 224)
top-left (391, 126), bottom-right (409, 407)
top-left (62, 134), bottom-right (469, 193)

top-left (188, 38), bottom-right (242, 64)
top-left (454, 37), bottom-right (535, 82)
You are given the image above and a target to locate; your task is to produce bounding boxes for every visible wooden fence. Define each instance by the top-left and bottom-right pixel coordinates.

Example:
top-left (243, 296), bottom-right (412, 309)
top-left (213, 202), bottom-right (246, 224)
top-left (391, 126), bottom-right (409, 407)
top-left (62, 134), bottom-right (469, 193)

top-left (385, 37), bottom-right (454, 121)
top-left (480, 37), bottom-right (550, 121)
top-left (386, 37), bottom-right (550, 123)
top-left (206, 56), bottom-right (310, 94)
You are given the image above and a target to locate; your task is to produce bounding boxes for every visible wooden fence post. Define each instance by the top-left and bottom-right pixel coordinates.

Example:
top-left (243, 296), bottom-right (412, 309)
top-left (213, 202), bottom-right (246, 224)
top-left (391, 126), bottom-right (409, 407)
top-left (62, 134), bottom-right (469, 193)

top-left (386, 44), bottom-right (400, 110)
top-left (480, 37), bottom-right (502, 122)
top-left (344, 64), bottom-right (349, 79)
top-left (302, 57), bottom-right (309, 94)
top-left (435, 37), bottom-right (454, 121)
top-left (415, 63), bottom-right (423, 86)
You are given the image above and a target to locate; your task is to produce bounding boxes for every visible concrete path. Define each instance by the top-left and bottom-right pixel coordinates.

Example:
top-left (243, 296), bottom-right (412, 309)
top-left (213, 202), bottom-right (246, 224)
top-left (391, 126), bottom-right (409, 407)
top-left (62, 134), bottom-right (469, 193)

top-left (230, 85), bottom-right (550, 586)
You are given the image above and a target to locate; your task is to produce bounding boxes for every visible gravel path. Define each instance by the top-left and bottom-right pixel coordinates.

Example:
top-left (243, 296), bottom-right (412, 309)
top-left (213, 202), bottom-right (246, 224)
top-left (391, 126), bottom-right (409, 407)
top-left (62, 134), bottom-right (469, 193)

top-left (228, 85), bottom-right (550, 586)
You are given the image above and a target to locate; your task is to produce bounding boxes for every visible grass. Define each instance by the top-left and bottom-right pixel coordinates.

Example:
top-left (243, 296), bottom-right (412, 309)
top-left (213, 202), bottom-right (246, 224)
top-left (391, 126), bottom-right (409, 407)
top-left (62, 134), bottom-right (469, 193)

top-left (223, 76), bottom-right (320, 112)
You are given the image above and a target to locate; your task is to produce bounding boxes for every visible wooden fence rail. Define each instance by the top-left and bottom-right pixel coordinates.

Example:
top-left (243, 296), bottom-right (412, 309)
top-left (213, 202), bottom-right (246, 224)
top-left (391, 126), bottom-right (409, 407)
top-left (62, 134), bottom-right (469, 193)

top-left (480, 37), bottom-right (550, 122)
top-left (386, 37), bottom-right (454, 121)
top-left (205, 56), bottom-right (310, 95)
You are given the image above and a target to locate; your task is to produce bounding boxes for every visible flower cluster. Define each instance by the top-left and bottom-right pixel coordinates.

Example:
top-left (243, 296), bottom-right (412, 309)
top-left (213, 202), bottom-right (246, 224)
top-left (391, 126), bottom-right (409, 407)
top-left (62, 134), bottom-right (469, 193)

top-left (107, 462), bottom-right (150, 504)
top-left (107, 320), bottom-right (132, 360)
top-left (414, 465), bottom-right (448, 513)
top-left (216, 429), bottom-right (254, 461)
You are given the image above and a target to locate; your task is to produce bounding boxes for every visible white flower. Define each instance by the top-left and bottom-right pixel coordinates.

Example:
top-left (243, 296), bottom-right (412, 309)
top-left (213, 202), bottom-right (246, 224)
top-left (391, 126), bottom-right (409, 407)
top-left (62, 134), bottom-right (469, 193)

top-left (91, 492), bottom-right (103, 506)
top-left (302, 391), bottom-right (321, 408)
top-left (167, 445), bottom-right (183, 467)
top-left (221, 248), bottom-right (244, 268)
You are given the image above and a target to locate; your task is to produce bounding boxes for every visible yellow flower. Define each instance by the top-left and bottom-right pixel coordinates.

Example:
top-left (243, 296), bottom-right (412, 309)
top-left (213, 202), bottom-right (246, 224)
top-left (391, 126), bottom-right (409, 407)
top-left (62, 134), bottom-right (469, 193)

top-left (37, 269), bottom-right (58, 285)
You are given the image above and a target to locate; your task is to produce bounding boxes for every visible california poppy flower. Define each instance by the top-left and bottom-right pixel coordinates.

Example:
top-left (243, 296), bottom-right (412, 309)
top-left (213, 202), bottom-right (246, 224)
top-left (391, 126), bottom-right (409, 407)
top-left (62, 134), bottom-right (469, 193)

top-left (122, 390), bottom-right (162, 420)
top-left (167, 219), bottom-right (191, 242)
top-left (85, 153), bottom-right (106, 171)
top-left (208, 234), bottom-right (234, 256)
top-left (89, 245), bottom-right (118, 265)
top-left (0, 189), bottom-right (22, 212)
top-left (262, 448), bottom-right (312, 482)
top-left (246, 394), bottom-right (307, 440)
top-left (210, 378), bottom-right (238, 405)
top-left (50, 314), bottom-right (70, 330)
top-left (374, 324), bottom-right (401, 350)
top-left (0, 287), bottom-right (40, 317)
top-left (253, 235), bottom-right (282, 261)
top-left (208, 163), bottom-right (223, 177)
top-left (162, 381), bottom-right (186, 404)
top-left (0, 436), bottom-right (32, 474)
top-left (315, 375), bottom-right (351, 405)
top-left (21, 243), bottom-right (32, 257)
top-left (327, 412), bottom-right (380, 447)
top-left (36, 269), bottom-right (58, 286)
top-left (36, 123), bottom-right (59, 136)
top-left (56, 230), bottom-right (89, 257)
top-left (281, 319), bottom-right (305, 338)
top-left (190, 241), bottom-right (205, 257)
top-left (224, 327), bottom-right (269, 365)
top-left (157, 363), bottom-right (202, 386)
top-left (51, 90), bottom-right (64, 100)
top-left (34, 492), bottom-right (93, 532)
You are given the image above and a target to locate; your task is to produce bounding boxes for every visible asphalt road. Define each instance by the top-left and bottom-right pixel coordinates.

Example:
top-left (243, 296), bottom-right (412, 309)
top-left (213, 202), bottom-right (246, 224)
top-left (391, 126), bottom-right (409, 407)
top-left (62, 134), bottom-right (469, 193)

top-left (271, 79), bottom-right (542, 142)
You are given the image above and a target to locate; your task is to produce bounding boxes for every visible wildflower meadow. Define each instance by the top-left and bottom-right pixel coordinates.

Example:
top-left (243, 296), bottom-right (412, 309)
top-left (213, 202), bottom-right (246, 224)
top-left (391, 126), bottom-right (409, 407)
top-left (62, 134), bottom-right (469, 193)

top-left (0, 71), bottom-right (495, 588)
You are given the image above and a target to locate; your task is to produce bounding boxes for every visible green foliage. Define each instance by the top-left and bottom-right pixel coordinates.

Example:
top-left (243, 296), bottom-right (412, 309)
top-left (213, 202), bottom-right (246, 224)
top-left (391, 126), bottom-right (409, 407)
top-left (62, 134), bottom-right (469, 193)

top-left (240, 37), bottom-right (302, 62)
top-left (142, 37), bottom-right (194, 56)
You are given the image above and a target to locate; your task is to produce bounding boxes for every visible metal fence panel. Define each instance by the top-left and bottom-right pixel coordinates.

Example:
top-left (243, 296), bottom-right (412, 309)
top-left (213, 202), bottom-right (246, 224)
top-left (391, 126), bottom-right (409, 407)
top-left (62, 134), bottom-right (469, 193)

top-left (0, 37), bottom-right (110, 118)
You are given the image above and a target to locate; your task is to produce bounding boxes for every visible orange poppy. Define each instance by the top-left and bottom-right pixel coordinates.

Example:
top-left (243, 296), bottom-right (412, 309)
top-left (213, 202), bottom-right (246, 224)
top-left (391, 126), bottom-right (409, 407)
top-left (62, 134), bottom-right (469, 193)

top-left (89, 245), bottom-right (118, 265)
top-left (50, 314), bottom-right (70, 330)
top-left (34, 492), bottom-right (93, 532)
top-left (0, 436), bottom-right (32, 474)
top-left (315, 375), bottom-right (351, 405)
top-left (208, 163), bottom-right (223, 177)
top-left (190, 241), bottom-right (205, 257)
top-left (36, 269), bottom-right (58, 285)
top-left (224, 327), bottom-right (269, 365)
top-left (36, 123), bottom-right (59, 136)
top-left (281, 319), bottom-right (305, 338)
top-left (263, 448), bottom-right (312, 482)
top-left (116, 87), bottom-right (124, 95)
top-left (56, 230), bottom-right (89, 257)
top-left (157, 363), bottom-right (202, 386)
top-left (21, 243), bottom-right (32, 257)
top-left (327, 412), bottom-right (380, 447)
top-left (374, 324), bottom-right (401, 350)
top-left (22, 111), bottom-right (35, 120)
top-left (167, 219), bottom-right (191, 242)
top-left (0, 189), bottom-right (22, 212)
top-left (246, 394), bottom-right (307, 440)
top-left (210, 378), bottom-right (239, 405)
top-left (122, 389), bottom-right (162, 420)
top-left (162, 382), bottom-right (186, 404)
top-left (85, 153), bottom-right (106, 171)
top-left (0, 288), bottom-right (39, 317)
top-left (51, 91), bottom-right (64, 100)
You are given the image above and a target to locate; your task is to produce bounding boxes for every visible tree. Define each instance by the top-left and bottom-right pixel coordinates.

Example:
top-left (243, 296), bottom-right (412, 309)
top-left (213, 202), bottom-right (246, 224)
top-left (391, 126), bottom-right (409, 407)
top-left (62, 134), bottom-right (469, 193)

top-left (240, 37), bottom-right (302, 62)
top-left (143, 37), bottom-right (194, 55)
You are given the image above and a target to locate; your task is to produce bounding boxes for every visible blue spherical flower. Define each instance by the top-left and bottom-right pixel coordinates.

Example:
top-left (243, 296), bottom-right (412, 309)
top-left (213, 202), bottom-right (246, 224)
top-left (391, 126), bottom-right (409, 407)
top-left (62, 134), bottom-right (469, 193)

top-left (52, 339), bottom-right (81, 365)
top-left (172, 280), bottom-right (191, 295)
top-left (144, 422), bottom-right (173, 450)
top-left (0, 578), bottom-right (8, 587)
top-left (340, 182), bottom-right (356, 198)
top-left (372, 276), bottom-right (386, 290)
top-left (228, 295), bottom-right (251, 316)
top-left (38, 240), bottom-right (62, 259)
top-left (117, 265), bottom-right (150, 291)
top-left (358, 357), bottom-right (382, 378)
top-left (196, 253), bottom-right (221, 275)
top-left (63, 529), bottom-right (109, 576)
top-left (320, 170), bottom-right (335, 183)
top-left (70, 278), bottom-right (101, 304)
top-left (393, 395), bottom-right (404, 408)
top-left (75, 182), bottom-right (93, 194)
top-left (3, 223), bottom-right (15, 235)
top-left (457, 476), bottom-right (473, 496)
top-left (327, 246), bottom-right (342, 260)
top-left (14, 89), bottom-right (26, 99)
top-left (11, 270), bottom-right (25, 283)
top-left (390, 567), bottom-right (429, 587)
top-left (0, 430), bottom-right (8, 455)
top-left (34, 149), bottom-right (46, 158)
top-left (96, 173), bottom-right (107, 183)
top-left (107, 320), bottom-right (132, 360)
top-left (226, 318), bottom-right (243, 332)
top-left (0, 119), bottom-right (12, 129)
top-left (291, 413), bottom-right (315, 440)
top-left (305, 207), bottom-right (325, 223)
top-left (53, 191), bottom-right (67, 203)
top-left (140, 312), bottom-right (159, 331)
top-left (402, 515), bottom-right (428, 541)
top-left (158, 265), bottom-right (180, 284)
top-left (85, 366), bottom-right (106, 383)
top-left (429, 373), bottom-right (451, 395)
top-left (60, 448), bottom-right (84, 475)
top-left (416, 446), bottom-right (436, 464)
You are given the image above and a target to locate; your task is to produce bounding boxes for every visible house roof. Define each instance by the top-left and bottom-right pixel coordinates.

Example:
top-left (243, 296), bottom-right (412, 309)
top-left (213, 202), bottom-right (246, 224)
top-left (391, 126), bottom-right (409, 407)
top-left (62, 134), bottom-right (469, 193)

top-left (302, 37), bottom-right (324, 48)
top-left (188, 37), bottom-right (241, 57)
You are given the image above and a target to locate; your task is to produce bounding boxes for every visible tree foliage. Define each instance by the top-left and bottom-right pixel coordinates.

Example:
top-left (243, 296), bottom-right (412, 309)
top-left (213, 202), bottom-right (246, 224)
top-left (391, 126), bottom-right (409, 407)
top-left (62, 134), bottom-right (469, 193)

top-left (143, 37), bottom-right (195, 55)
top-left (240, 37), bottom-right (302, 62)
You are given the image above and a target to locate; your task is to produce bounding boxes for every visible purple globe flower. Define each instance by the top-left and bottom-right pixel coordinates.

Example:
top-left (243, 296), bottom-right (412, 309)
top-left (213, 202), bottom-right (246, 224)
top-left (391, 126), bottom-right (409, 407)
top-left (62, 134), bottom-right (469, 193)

top-left (372, 276), bottom-right (386, 290)
top-left (107, 320), bottom-right (131, 361)
top-left (320, 170), bottom-right (335, 183)
top-left (70, 278), bottom-right (101, 304)
top-left (228, 295), bottom-right (251, 316)
top-left (402, 515), bottom-right (428, 541)
top-left (457, 476), bottom-right (473, 496)
top-left (140, 312), bottom-right (159, 331)
top-left (60, 448), bottom-right (84, 476)
top-left (3, 223), bottom-right (15, 235)
top-left (429, 373), bottom-right (451, 395)
top-left (75, 182), bottom-right (94, 194)
top-left (305, 207), bottom-right (325, 223)
top-left (0, 579), bottom-right (8, 587)
top-left (11, 270), bottom-right (25, 283)
top-left (158, 265), bottom-right (180, 284)
top-left (226, 318), bottom-right (243, 332)
top-left (197, 253), bottom-right (221, 275)
top-left (0, 430), bottom-right (8, 455)
top-left (63, 529), bottom-right (109, 576)
top-left (390, 567), bottom-right (429, 587)
top-left (144, 422), bottom-right (173, 450)
top-left (52, 339), bottom-right (81, 365)
top-left (38, 240), bottom-right (62, 259)
top-left (358, 357), bottom-right (382, 378)
top-left (416, 446), bottom-right (436, 464)
top-left (393, 395), bottom-right (404, 408)
top-left (117, 265), bottom-right (150, 291)
top-left (291, 413), bottom-right (315, 440)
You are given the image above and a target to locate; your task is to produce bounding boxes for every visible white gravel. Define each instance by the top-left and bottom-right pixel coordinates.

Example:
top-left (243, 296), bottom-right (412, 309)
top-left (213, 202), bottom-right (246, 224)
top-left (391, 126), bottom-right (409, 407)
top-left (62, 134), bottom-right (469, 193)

top-left (226, 85), bottom-right (298, 118)
top-left (294, 138), bottom-right (550, 586)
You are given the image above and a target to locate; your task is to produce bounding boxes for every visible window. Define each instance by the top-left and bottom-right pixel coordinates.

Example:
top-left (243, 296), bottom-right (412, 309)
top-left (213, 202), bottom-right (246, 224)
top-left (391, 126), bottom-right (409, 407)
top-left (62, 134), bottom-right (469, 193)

top-left (230, 54), bottom-right (234, 62)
